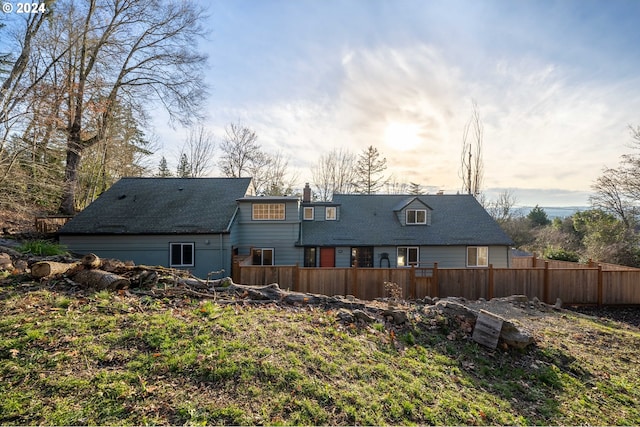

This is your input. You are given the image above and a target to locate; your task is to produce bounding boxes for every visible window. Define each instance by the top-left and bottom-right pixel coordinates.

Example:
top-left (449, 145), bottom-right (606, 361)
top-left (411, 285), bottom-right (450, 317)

top-left (351, 247), bottom-right (374, 267)
top-left (467, 246), bottom-right (488, 267)
top-left (406, 209), bottom-right (427, 225)
top-left (304, 247), bottom-right (317, 267)
top-left (303, 207), bottom-right (314, 220)
top-left (325, 206), bottom-right (337, 220)
top-left (397, 247), bottom-right (419, 267)
top-left (252, 248), bottom-right (274, 265)
top-left (252, 203), bottom-right (285, 220)
top-left (170, 243), bottom-right (194, 267)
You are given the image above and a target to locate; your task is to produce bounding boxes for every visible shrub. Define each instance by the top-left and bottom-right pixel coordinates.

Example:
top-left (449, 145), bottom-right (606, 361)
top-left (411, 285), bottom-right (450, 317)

top-left (18, 240), bottom-right (68, 256)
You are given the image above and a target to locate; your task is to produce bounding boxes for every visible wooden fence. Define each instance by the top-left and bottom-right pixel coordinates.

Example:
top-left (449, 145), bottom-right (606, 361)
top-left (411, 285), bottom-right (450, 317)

top-left (233, 259), bottom-right (640, 306)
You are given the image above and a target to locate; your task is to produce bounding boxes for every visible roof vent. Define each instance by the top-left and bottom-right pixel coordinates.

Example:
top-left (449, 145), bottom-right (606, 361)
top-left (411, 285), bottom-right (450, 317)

top-left (118, 194), bottom-right (126, 200)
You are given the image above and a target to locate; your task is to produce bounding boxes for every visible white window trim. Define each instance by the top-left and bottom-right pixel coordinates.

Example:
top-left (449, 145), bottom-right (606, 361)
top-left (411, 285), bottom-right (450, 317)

top-left (325, 206), bottom-right (337, 221)
top-left (252, 203), bottom-right (285, 221)
top-left (467, 246), bottom-right (489, 267)
top-left (397, 246), bottom-right (419, 267)
top-left (170, 242), bottom-right (195, 267)
top-left (303, 206), bottom-right (314, 220)
top-left (406, 209), bottom-right (427, 225)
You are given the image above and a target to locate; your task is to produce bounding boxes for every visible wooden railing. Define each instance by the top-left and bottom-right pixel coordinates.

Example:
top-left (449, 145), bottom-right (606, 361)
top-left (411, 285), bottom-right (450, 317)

top-left (34, 215), bottom-right (73, 233)
top-left (233, 259), bottom-right (640, 306)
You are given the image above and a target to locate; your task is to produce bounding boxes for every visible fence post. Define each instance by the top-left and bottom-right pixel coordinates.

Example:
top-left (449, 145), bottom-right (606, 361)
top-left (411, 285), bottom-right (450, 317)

top-left (232, 260), bottom-right (240, 285)
top-left (409, 265), bottom-right (416, 299)
top-left (293, 263), bottom-right (299, 292)
top-left (432, 262), bottom-right (439, 298)
top-left (597, 264), bottom-right (603, 306)
top-left (532, 253), bottom-right (537, 268)
top-left (543, 261), bottom-right (550, 303)
top-left (488, 264), bottom-right (494, 300)
top-left (351, 260), bottom-right (358, 299)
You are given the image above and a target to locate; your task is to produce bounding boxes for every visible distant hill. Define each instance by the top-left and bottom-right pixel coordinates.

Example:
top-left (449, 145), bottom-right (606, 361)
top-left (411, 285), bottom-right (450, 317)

top-left (515, 206), bottom-right (589, 219)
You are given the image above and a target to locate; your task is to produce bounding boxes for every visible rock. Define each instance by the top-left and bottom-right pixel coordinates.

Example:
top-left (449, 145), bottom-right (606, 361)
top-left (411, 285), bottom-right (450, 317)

top-left (353, 309), bottom-right (376, 323)
top-left (500, 320), bottom-right (535, 349)
top-left (14, 260), bottom-right (28, 273)
top-left (336, 309), bottom-right (354, 323)
top-left (508, 295), bottom-right (530, 303)
top-left (382, 309), bottom-right (408, 324)
top-left (434, 300), bottom-right (477, 322)
top-left (0, 253), bottom-right (13, 271)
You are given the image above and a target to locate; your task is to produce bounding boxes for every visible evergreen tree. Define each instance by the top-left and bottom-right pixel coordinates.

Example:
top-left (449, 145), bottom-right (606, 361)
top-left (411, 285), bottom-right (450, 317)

top-left (157, 156), bottom-right (173, 177)
top-left (176, 153), bottom-right (191, 178)
top-left (353, 145), bottom-right (387, 194)
top-left (409, 182), bottom-right (422, 195)
top-left (527, 205), bottom-right (551, 227)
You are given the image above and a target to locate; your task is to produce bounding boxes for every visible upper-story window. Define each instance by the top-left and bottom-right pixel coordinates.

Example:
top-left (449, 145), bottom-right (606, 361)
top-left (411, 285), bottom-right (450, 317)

top-left (406, 209), bottom-right (427, 225)
top-left (326, 206), bottom-right (337, 220)
top-left (303, 207), bottom-right (314, 220)
top-left (252, 203), bottom-right (285, 220)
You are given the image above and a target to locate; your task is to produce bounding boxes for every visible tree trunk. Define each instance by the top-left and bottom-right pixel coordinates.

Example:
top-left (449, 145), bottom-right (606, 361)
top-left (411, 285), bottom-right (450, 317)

top-left (32, 261), bottom-right (79, 278)
top-left (60, 139), bottom-right (83, 215)
top-left (72, 269), bottom-right (130, 290)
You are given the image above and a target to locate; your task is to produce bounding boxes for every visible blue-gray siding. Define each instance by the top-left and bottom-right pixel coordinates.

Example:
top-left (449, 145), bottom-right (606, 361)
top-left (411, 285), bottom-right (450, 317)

top-left (59, 234), bottom-right (232, 279)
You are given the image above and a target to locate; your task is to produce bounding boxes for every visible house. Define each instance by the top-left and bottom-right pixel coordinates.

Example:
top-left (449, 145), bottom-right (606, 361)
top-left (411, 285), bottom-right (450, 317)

top-left (58, 177), bottom-right (253, 278)
top-left (59, 178), bottom-right (514, 278)
top-left (298, 189), bottom-right (514, 268)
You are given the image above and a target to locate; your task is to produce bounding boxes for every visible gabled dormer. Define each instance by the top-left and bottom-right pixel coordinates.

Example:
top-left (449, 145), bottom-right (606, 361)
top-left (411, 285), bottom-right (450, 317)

top-left (300, 182), bottom-right (340, 222)
top-left (393, 197), bottom-right (433, 226)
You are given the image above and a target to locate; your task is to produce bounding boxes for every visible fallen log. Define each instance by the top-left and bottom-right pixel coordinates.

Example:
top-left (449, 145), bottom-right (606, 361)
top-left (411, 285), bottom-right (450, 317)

top-left (32, 261), bottom-right (79, 278)
top-left (81, 253), bottom-right (101, 269)
top-left (72, 269), bottom-right (130, 291)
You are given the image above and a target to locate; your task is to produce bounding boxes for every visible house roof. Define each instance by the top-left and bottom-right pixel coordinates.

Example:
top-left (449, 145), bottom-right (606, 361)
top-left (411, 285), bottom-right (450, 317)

top-left (59, 177), bottom-right (252, 235)
top-left (300, 194), bottom-right (514, 246)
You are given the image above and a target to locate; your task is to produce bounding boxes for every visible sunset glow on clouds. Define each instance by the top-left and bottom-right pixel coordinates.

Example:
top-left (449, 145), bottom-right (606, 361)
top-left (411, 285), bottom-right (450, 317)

top-left (154, 0), bottom-right (640, 206)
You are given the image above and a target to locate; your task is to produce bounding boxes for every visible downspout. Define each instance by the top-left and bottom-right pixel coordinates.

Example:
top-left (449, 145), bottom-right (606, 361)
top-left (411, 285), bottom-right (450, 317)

top-left (220, 233), bottom-right (224, 277)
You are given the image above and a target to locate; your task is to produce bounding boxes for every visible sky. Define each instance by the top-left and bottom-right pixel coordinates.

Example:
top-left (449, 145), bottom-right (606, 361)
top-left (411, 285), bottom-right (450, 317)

top-left (153, 0), bottom-right (640, 207)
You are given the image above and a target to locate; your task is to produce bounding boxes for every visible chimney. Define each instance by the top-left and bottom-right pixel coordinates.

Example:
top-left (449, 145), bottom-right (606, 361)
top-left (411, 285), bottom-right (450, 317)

top-left (303, 183), bottom-right (311, 203)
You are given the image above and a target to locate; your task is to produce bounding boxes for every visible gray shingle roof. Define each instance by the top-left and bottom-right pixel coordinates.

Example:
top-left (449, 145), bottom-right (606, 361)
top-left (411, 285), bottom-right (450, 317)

top-left (300, 194), bottom-right (513, 246)
top-left (59, 177), bottom-right (252, 235)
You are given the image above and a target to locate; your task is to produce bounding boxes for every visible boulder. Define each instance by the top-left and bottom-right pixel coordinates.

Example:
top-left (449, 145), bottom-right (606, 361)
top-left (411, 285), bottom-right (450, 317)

top-left (0, 253), bottom-right (13, 271)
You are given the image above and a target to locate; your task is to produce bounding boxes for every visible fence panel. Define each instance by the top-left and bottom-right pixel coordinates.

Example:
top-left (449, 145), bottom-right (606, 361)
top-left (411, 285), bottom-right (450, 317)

top-left (603, 271), bottom-right (640, 304)
top-left (297, 268), bottom-right (351, 297)
top-left (547, 269), bottom-right (598, 304)
top-left (437, 269), bottom-right (489, 300)
top-left (239, 266), bottom-right (295, 288)
top-left (493, 268), bottom-right (546, 300)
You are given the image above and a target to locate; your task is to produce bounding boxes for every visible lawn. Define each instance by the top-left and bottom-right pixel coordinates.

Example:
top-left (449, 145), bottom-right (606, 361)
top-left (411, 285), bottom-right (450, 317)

top-left (1, 279), bottom-right (639, 425)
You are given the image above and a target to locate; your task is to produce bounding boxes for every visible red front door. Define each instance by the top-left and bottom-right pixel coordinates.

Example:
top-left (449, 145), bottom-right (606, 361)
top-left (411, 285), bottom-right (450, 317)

top-left (319, 247), bottom-right (335, 267)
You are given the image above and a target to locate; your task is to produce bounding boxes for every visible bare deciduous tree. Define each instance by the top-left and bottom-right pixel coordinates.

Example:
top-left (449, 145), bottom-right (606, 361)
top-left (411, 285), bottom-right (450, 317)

top-left (311, 147), bottom-right (357, 201)
top-left (179, 126), bottom-right (215, 177)
top-left (14, 0), bottom-right (210, 214)
top-left (590, 125), bottom-right (640, 228)
top-left (219, 123), bottom-right (259, 178)
top-left (486, 189), bottom-right (518, 224)
top-left (460, 100), bottom-right (484, 198)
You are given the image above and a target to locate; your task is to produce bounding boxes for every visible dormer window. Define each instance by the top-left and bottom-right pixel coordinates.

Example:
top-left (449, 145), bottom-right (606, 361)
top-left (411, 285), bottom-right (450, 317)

top-left (303, 207), bottom-right (314, 220)
top-left (326, 206), bottom-right (337, 221)
top-left (406, 209), bottom-right (427, 225)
